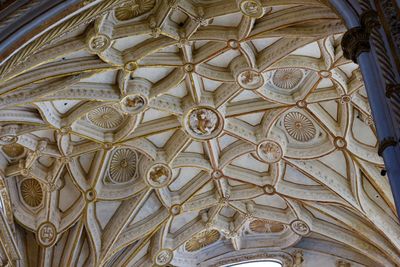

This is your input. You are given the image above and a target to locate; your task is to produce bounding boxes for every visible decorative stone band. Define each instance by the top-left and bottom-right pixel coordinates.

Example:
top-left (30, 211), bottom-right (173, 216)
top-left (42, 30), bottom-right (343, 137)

top-left (378, 137), bottom-right (398, 156)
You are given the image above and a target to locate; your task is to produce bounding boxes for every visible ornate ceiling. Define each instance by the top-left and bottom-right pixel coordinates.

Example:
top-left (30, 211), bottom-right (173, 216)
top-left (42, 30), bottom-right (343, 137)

top-left (0, 0), bottom-right (399, 266)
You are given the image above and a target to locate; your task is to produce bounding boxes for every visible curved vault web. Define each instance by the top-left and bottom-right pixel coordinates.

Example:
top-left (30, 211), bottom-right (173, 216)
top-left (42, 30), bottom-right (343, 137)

top-left (0, 0), bottom-right (398, 267)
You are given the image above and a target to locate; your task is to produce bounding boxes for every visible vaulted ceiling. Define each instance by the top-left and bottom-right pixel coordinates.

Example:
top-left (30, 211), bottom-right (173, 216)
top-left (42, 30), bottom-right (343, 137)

top-left (0, 0), bottom-right (399, 266)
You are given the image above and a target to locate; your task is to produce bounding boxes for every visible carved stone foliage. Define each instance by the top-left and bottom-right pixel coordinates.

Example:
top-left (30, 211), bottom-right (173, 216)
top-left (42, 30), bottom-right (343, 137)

top-left (284, 112), bottom-right (316, 142)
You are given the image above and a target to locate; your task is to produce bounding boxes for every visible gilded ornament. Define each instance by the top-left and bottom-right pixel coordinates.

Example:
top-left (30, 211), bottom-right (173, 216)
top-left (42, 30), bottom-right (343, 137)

top-left (185, 230), bottom-right (221, 252)
top-left (249, 219), bottom-right (285, 233)
top-left (272, 68), bottom-right (303, 90)
top-left (87, 106), bottom-right (124, 129)
top-left (284, 112), bottom-right (316, 142)
top-left (2, 143), bottom-right (24, 158)
top-left (146, 163), bottom-right (172, 188)
top-left (186, 107), bottom-right (222, 140)
top-left (120, 94), bottom-right (147, 114)
top-left (20, 178), bottom-right (43, 207)
top-left (109, 148), bottom-right (138, 183)
top-left (114, 0), bottom-right (156, 21)
top-left (37, 222), bottom-right (57, 247)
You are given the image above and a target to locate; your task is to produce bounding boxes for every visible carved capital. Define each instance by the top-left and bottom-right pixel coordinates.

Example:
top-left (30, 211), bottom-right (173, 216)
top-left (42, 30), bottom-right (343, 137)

top-left (341, 27), bottom-right (371, 63)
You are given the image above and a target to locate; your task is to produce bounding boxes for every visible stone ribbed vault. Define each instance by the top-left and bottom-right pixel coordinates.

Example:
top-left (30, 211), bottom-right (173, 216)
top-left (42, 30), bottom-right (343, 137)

top-left (0, 0), bottom-right (398, 266)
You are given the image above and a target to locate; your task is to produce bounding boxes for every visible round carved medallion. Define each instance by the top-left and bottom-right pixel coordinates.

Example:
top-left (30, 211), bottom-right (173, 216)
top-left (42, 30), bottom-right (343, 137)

top-left (109, 148), bottom-right (138, 183)
top-left (87, 106), bottom-right (124, 129)
top-left (121, 94), bottom-right (147, 114)
top-left (169, 204), bottom-right (182, 216)
top-left (88, 34), bottom-right (111, 52)
top-left (186, 107), bottom-right (223, 140)
top-left (239, 0), bottom-right (263, 18)
top-left (290, 220), bottom-right (310, 236)
top-left (146, 163), bottom-right (172, 188)
top-left (334, 136), bottom-right (347, 149)
top-left (185, 230), bottom-right (221, 252)
top-left (272, 68), bottom-right (303, 89)
top-left (20, 178), bottom-right (43, 207)
top-left (155, 249), bottom-right (173, 266)
top-left (249, 219), bottom-right (285, 233)
top-left (2, 143), bottom-right (24, 158)
top-left (115, 0), bottom-right (156, 21)
top-left (257, 140), bottom-right (283, 163)
top-left (284, 112), bottom-right (316, 142)
top-left (37, 222), bottom-right (57, 247)
top-left (237, 69), bottom-right (264, 90)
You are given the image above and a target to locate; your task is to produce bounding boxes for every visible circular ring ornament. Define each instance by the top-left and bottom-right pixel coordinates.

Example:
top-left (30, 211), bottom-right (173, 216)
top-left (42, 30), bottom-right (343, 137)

top-left (37, 222), bottom-right (57, 247)
top-left (334, 136), bottom-right (347, 149)
top-left (124, 61), bottom-right (138, 72)
top-left (185, 107), bottom-right (223, 140)
top-left (227, 39), bottom-right (240, 49)
top-left (145, 163), bottom-right (172, 188)
top-left (290, 220), bottom-right (310, 236)
top-left (120, 94), bottom-right (148, 114)
top-left (155, 249), bottom-right (173, 266)
top-left (85, 189), bottom-right (97, 202)
top-left (340, 94), bottom-right (352, 104)
top-left (237, 69), bottom-right (264, 90)
top-left (239, 0), bottom-right (264, 18)
top-left (20, 178), bottom-right (43, 207)
top-left (88, 34), bottom-right (111, 52)
top-left (257, 140), bottom-right (283, 163)
top-left (211, 170), bottom-right (224, 180)
top-left (296, 100), bottom-right (307, 109)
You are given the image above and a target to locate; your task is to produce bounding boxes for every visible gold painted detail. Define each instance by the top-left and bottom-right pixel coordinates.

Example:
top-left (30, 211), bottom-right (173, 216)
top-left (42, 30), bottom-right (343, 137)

top-left (257, 140), bottom-right (282, 163)
top-left (186, 107), bottom-right (223, 140)
top-left (185, 230), bottom-right (221, 252)
top-left (109, 148), bottom-right (138, 183)
top-left (284, 112), bottom-right (316, 142)
top-left (37, 222), bottom-right (57, 247)
top-left (237, 69), bottom-right (264, 90)
top-left (2, 143), bottom-right (24, 158)
top-left (114, 0), bottom-right (156, 21)
top-left (20, 178), bottom-right (43, 207)
top-left (272, 68), bottom-right (303, 90)
top-left (249, 219), bottom-right (285, 233)
top-left (87, 106), bottom-right (124, 129)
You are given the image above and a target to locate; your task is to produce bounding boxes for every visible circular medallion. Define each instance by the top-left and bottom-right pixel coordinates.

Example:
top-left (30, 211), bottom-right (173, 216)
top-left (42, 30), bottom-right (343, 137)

top-left (257, 140), bottom-right (283, 163)
top-left (120, 94), bottom-right (147, 114)
top-left (87, 106), bottom-right (124, 129)
top-left (20, 178), bottom-right (43, 207)
top-left (88, 34), bottom-right (111, 52)
top-left (184, 63), bottom-right (194, 73)
top-left (284, 112), bottom-right (316, 142)
top-left (169, 204), bottom-right (182, 216)
top-left (85, 189), bottom-right (97, 202)
top-left (146, 163), bottom-right (172, 188)
top-left (2, 143), bottom-right (24, 158)
top-left (249, 219), bottom-right (285, 233)
top-left (272, 68), bottom-right (303, 90)
top-left (124, 61), bottom-right (138, 72)
top-left (296, 100), bottom-right (307, 108)
top-left (340, 94), bottom-right (351, 104)
top-left (334, 136), bottom-right (347, 149)
top-left (290, 220), bottom-right (310, 236)
top-left (211, 170), bottom-right (224, 180)
top-left (227, 39), bottom-right (240, 49)
top-left (185, 230), bottom-right (221, 252)
top-left (37, 222), bottom-right (57, 247)
top-left (185, 107), bottom-right (223, 140)
top-left (109, 148), bottom-right (138, 183)
top-left (239, 0), bottom-right (263, 18)
top-left (237, 69), bottom-right (264, 90)
top-left (263, 184), bottom-right (275, 195)
top-left (155, 249), bottom-right (173, 266)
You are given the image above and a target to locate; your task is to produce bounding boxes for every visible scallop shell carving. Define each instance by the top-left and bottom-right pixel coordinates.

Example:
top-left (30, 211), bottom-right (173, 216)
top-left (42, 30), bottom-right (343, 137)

top-left (249, 219), bottom-right (285, 233)
top-left (272, 68), bottom-right (303, 89)
top-left (114, 0), bottom-right (156, 21)
top-left (20, 178), bottom-right (43, 207)
top-left (284, 112), bottom-right (316, 142)
top-left (87, 106), bottom-right (124, 129)
top-left (109, 148), bottom-right (138, 183)
top-left (185, 230), bottom-right (221, 252)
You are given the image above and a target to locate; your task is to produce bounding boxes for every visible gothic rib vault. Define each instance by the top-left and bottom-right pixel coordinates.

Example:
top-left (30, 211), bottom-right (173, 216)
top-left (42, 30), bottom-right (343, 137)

top-left (0, 0), bottom-right (399, 266)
